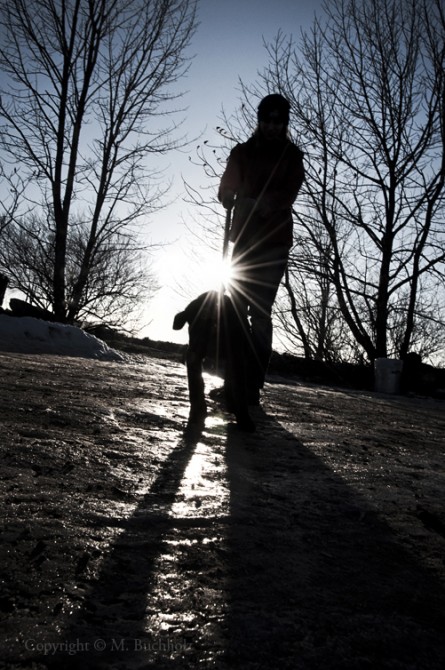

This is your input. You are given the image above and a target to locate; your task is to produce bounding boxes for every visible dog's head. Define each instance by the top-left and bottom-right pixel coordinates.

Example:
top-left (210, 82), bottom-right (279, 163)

top-left (173, 310), bottom-right (188, 331)
top-left (173, 291), bottom-right (221, 331)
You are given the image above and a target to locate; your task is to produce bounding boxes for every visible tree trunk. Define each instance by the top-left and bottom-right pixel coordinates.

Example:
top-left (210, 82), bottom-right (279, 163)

top-left (283, 267), bottom-right (313, 358)
top-left (0, 272), bottom-right (8, 307)
top-left (53, 229), bottom-right (67, 322)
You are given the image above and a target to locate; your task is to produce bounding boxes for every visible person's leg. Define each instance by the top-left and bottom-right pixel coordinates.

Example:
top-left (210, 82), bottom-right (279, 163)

top-left (230, 246), bottom-right (288, 399)
top-left (222, 298), bottom-right (255, 431)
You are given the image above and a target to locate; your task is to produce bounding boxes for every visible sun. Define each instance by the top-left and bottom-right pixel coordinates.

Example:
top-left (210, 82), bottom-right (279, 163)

top-left (199, 254), bottom-right (234, 292)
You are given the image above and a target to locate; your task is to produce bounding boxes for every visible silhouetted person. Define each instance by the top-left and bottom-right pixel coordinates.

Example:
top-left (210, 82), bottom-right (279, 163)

top-left (218, 93), bottom-right (305, 405)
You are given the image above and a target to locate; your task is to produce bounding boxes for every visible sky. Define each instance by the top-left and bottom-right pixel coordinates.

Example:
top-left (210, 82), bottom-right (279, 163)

top-left (0, 0), bottom-right (324, 346)
top-left (139, 0), bottom-right (324, 345)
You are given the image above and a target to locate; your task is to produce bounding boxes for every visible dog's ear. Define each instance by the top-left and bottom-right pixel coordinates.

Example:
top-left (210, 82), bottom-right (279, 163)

top-left (173, 311), bottom-right (187, 330)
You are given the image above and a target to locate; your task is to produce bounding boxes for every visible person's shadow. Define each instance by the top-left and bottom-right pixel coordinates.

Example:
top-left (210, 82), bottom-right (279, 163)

top-left (223, 407), bottom-right (445, 669)
top-left (42, 406), bottom-right (445, 669)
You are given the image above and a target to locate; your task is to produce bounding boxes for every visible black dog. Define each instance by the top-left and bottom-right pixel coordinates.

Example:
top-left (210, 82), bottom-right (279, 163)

top-left (173, 290), bottom-right (255, 431)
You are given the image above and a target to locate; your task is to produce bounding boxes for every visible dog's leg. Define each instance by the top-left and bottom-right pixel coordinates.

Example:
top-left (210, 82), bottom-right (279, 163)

top-left (186, 348), bottom-right (207, 424)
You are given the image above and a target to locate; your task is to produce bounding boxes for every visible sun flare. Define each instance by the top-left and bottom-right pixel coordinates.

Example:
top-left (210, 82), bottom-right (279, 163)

top-left (199, 255), bottom-right (233, 292)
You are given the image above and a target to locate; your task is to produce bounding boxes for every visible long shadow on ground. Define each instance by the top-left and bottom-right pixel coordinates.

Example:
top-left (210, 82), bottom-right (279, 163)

top-left (36, 405), bottom-right (445, 670)
top-left (40, 423), bottom-right (205, 669)
top-left (224, 407), bottom-right (445, 670)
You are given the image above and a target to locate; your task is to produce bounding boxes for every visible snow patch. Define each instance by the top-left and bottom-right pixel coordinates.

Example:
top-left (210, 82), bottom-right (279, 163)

top-left (0, 315), bottom-right (125, 361)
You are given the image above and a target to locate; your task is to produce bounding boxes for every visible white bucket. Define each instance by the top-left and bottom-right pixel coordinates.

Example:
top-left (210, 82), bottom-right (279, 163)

top-left (374, 358), bottom-right (404, 394)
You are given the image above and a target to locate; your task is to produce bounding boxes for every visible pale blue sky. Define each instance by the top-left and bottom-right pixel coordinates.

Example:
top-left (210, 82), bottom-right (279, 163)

top-left (1, 0), bottom-right (324, 341)
top-left (144, 0), bottom-right (324, 343)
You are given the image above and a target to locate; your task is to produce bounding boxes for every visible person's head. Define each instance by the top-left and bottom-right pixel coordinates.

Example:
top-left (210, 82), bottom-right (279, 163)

top-left (257, 93), bottom-right (290, 141)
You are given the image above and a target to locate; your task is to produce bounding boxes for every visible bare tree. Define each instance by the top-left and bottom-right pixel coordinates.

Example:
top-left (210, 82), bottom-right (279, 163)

top-left (242, 0), bottom-right (445, 363)
top-left (0, 0), bottom-right (197, 322)
top-left (183, 102), bottom-right (359, 361)
top-left (274, 232), bottom-right (354, 362)
top-left (183, 111), bottom-right (355, 361)
top-left (0, 213), bottom-right (157, 328)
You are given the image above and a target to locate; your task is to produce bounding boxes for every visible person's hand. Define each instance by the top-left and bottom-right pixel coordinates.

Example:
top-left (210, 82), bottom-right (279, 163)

top-left (221, 189), bottom-right (235, 210)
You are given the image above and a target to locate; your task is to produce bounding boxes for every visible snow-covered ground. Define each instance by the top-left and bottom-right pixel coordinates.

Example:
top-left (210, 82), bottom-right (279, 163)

top-left (0, 314), bottom-right (124, 360)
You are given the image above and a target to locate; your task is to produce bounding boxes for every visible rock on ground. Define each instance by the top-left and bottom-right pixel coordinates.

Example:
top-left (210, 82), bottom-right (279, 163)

top-left (0, 352), bottom-right (445, 670)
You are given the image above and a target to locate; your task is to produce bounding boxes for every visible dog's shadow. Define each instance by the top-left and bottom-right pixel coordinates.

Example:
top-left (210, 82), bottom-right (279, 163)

top-left (42, 422), bottom-right (205, 669)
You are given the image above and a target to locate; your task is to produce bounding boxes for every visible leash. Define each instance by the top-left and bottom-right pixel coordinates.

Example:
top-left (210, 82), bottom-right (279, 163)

top-left (222, 205), bottom-right (232, 262)
top-left (219, 205), bottom-right (232, 296)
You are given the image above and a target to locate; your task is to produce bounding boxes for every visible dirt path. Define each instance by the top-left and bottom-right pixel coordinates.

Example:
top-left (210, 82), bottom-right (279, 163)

top-left (1, 352), bottom-right (444, 669)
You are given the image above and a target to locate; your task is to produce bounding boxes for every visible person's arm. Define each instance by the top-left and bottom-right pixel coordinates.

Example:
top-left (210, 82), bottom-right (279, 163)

top-left (218, 145), bottom-right (243, 209)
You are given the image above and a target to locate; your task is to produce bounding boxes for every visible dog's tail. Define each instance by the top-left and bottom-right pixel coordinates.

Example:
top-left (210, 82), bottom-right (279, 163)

top-left (173, 311), bottom-right (187, 330)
